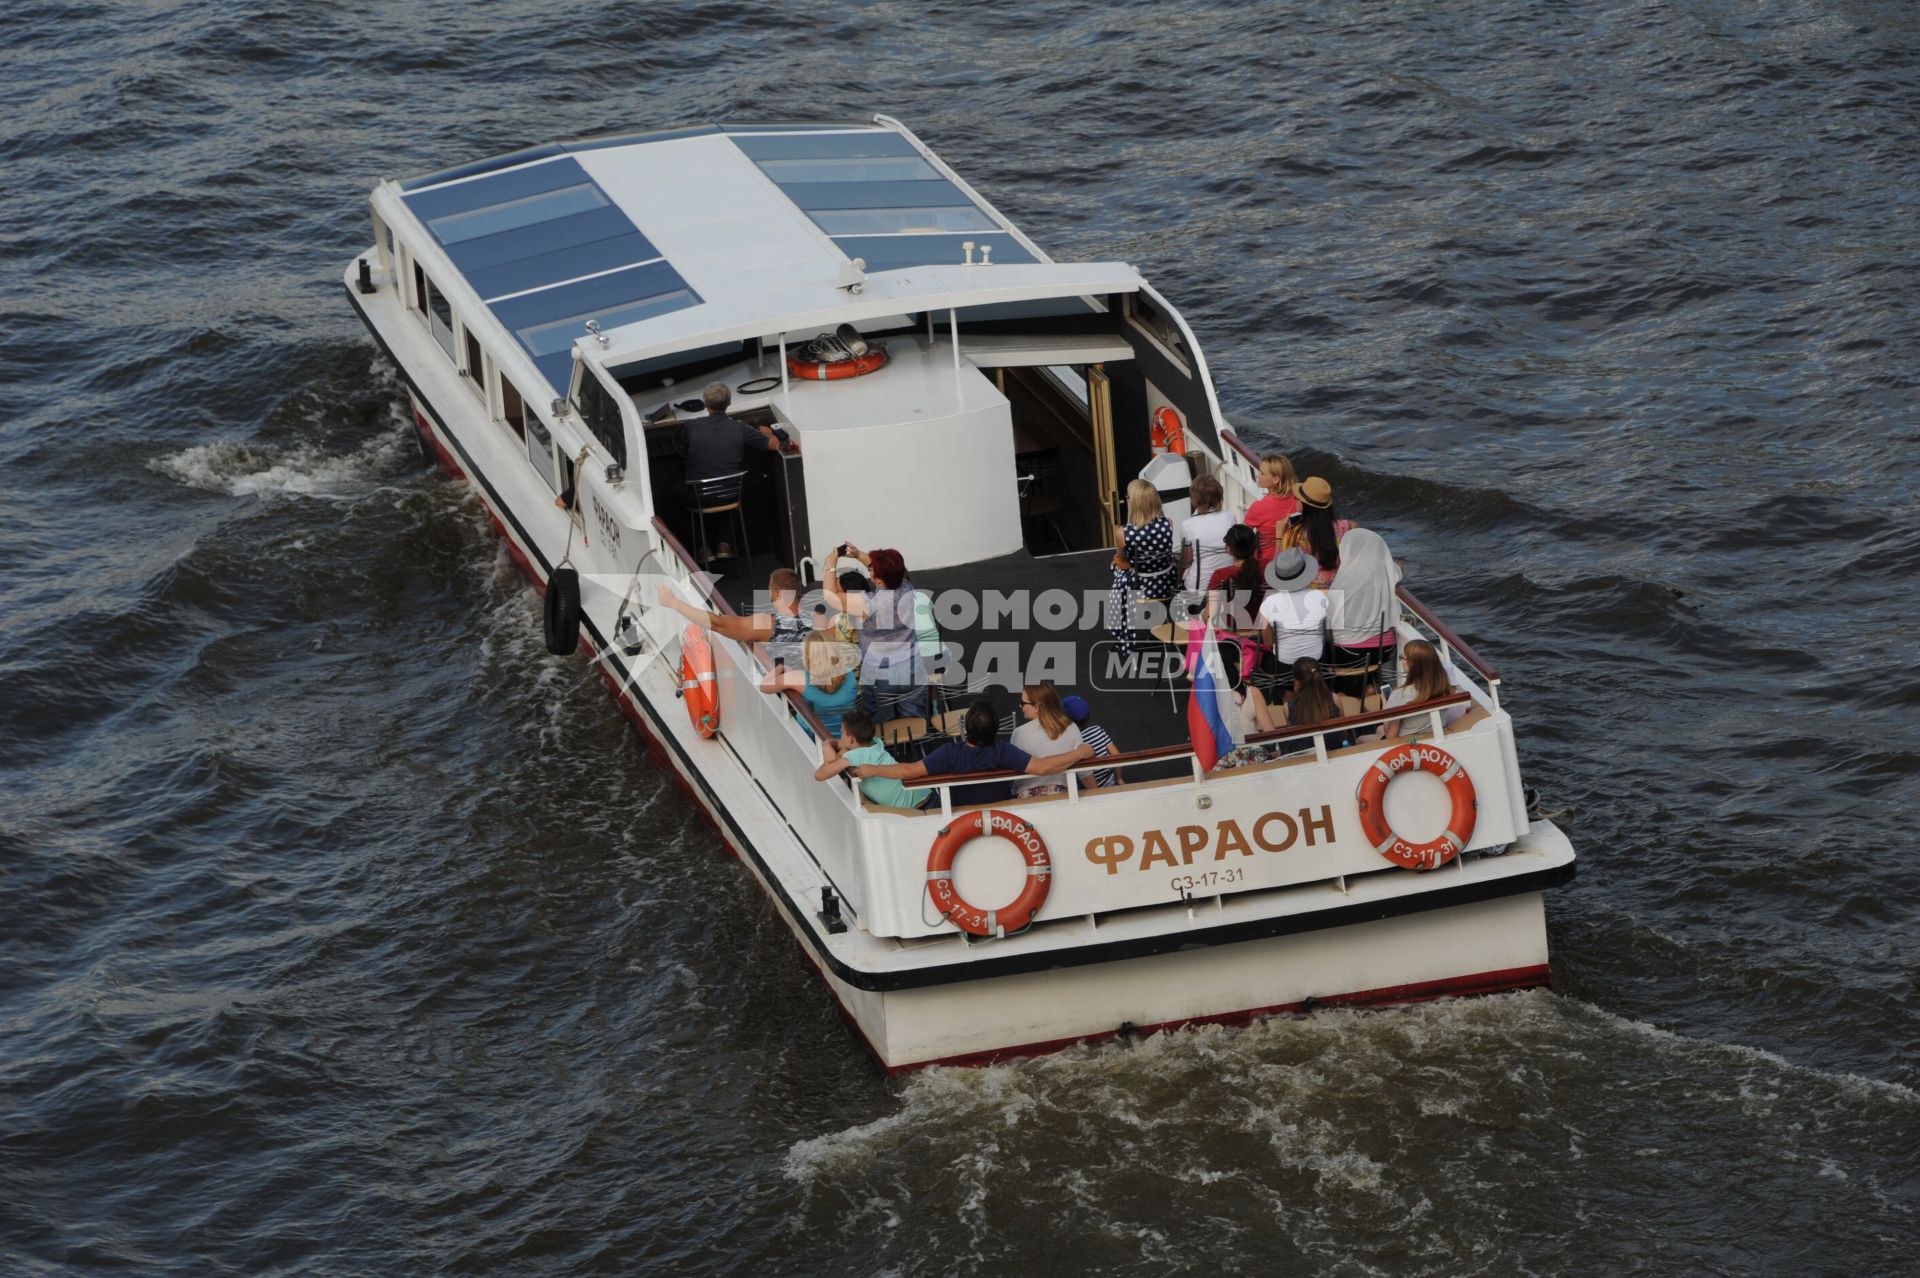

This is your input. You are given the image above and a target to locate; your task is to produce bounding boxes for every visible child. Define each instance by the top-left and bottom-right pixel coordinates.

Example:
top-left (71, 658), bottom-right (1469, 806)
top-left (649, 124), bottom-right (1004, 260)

top-left (813, 710), bottom-right (915, 809)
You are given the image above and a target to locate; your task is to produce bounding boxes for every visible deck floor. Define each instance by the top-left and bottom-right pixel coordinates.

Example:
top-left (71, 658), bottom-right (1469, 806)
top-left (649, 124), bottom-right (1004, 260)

top-left (710, 546), bottom-right (1194, 760)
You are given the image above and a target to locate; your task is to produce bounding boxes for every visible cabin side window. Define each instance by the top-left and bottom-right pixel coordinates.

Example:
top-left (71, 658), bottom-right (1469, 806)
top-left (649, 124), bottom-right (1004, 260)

top-left (412, 262), bottom-right (456, 359)
top-left (525, 413), bottom-right (559, 492)
top-left (573, 370), bottom-right (629, 469)
top-left (461, 327), bottom-right (484, 396)
top-left (1126, 292), bottom-right (1192, 374)
top-left (498, 373), bottom-right (527, 440)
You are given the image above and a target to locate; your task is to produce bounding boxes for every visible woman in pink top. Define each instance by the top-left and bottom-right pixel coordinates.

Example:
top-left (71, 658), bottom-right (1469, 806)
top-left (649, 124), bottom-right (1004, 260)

top-left (1243, 454), bottom-right (1300, 563)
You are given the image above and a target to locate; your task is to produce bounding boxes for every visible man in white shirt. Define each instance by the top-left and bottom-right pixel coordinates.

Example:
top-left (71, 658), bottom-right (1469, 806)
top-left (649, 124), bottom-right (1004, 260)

top-left (1258, 548), bottom-right (1328, 667)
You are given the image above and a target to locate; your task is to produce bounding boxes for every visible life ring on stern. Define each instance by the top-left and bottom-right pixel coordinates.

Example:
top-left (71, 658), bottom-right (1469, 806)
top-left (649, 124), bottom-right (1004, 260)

top-left (677, 625), bottom-right (720, 738)
top-left (925, 809), bottom-right (1052, 937)
top-left (1150, 405), bottom-right (1187, 455)
top-left (787, 348), bottom-right (889, 381)
top-left (1355, 743), bottom-right (1478, 871)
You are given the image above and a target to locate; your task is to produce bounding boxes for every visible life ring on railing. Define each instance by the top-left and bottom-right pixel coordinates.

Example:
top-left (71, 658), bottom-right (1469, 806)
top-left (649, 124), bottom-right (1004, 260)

top-left (1150, 405), bottom-right (1187, 455)
top-left (1354, 743), bottom-right (1477, 871)
top-left (788, 348), bottom-right (889, 381)
top-left (676, 625), bottom-right (719, 738)
top-left (925, 809), bottom-right (1052, 937)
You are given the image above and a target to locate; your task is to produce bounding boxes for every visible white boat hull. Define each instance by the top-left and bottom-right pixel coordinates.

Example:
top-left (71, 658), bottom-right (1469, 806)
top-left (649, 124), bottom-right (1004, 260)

top-left (348, 273), bottom-right (1574, 1074)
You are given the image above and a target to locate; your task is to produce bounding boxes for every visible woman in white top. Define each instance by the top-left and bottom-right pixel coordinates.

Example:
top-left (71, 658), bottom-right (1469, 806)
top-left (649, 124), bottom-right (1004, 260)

top-left (1257, 548), bottom-right (1330, 670)
top-left (1179, 474), bottom-right (1238, 594)
top-left (1009, 682), bottom-right (1086, 797)
top-left (1375, 639), bottom-right (1472, 739)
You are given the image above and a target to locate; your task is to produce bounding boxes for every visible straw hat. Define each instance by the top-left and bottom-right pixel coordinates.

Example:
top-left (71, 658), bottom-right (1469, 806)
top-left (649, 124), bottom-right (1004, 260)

top-left (1297, 476), bottom-right (1332, 508)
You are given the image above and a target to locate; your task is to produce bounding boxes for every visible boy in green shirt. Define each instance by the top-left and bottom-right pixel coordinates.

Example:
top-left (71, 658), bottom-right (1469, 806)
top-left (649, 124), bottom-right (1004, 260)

top-left (814, 710), bottom-right (916, 810)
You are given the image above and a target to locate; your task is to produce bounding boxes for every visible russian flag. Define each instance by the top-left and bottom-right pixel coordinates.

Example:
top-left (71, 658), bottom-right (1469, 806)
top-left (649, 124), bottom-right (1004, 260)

top-left (1186, 625), bottom-right (1245, 772)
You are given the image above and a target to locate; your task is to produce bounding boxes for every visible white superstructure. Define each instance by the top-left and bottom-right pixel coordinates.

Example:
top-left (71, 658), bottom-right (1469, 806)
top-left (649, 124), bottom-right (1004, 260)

top-left (344, 116), bottom-right (1576, 1071)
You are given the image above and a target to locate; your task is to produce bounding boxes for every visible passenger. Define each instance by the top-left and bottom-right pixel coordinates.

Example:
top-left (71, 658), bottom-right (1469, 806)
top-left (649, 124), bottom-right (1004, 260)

top-left (654, 567), bottom-right (808, 666)
top-left (814, 710), bottom-right (918, 810)
top-left (822, 543), bottom-right (927, 721)
top-left (1214, 636), bottom-right (1281, 770)
top-left (1192, 523), bottom-right (1265, 683)
top-left (1325, 527), bottom-right (1401, 705)
top-left (1060, 695), bottom-right (1120, 787)
top-left (1279, 476), bottom-right (1354, 586)
top-left (1105, 479), bottom-right (1179, 659)
top-left (1280, 657), bottom-right (1356, 753)
top-left (1255, 548), bottom-right (1329, 695)
top-left (758, 631), bottom-right (859, 738)
top-left (1373, 639), bottom-right (1473, 740)
top-left (812, 608), bottom-right (863, 678)
top-left (1205, 524), bottom-right (1266, 630)
top-left (1243, 453), bottom-right (1300, 563)
top-left (675, 381), bottom-right (781, 502)
top-left (1179, 474), bottom-right (1237, 594)
top-left (1009, 682), bottom-right (1087, 797)
top-left (852, 699), bottom-right (1092, 810)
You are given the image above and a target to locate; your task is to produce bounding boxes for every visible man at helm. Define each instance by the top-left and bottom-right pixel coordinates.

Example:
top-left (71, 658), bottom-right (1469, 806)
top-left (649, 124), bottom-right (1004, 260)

top-left (675, 381), bottom-right (781, 502)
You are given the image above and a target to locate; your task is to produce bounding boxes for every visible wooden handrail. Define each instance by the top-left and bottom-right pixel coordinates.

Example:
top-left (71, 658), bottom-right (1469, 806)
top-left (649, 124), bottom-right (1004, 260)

top-left (1396, 585), bottom-right (1498, 683)
top-left (651, 516), bottom-right (833, 740)
top-left (898, 690), bottom-right (1473, 788)
top-left (1220, 427), bottom-right (1261, 468)
top-left (650, 516), bottom-right (739, 616)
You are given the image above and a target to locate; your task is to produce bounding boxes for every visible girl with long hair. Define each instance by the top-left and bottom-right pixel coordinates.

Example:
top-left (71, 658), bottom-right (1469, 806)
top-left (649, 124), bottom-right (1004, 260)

top-left (758, 630), bottom-right (860, 738)
top-left (1280, 477), bottom-right (1355, 585)
top-left (1374, 639), bottom-right (1472, 739)
top-left (1281, 657), bottom-right (1356, 753)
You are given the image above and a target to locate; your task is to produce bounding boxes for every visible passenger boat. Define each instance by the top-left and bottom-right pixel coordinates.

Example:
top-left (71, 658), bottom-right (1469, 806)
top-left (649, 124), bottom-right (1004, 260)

top-left (342, 115), bottom-right (1577, 1071)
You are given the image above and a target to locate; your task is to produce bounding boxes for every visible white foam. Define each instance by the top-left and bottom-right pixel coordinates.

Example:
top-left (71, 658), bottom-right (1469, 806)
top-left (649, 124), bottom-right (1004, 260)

top-left (152, 429), bottom-right (411, 501)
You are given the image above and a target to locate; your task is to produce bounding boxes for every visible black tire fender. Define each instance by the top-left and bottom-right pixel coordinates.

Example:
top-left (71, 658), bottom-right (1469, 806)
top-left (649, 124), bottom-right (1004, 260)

top-left (544, 567), bottom-right (581, 656)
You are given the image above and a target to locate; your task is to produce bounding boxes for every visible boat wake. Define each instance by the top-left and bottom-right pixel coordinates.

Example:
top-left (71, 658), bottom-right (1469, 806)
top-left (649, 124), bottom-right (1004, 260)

top-left (781, 990), bottom-right (1919, 1269)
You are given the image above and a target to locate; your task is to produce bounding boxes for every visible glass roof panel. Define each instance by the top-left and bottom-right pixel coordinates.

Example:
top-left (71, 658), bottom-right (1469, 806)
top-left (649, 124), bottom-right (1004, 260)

top-left (428, 183), bottom-right (607, 244)
top-left (811, 206), bottom-right (1000, 235)
top-left (776, 178), bottom-right (971, 212)
top-left (731, 131), bottom-right (921, 160)
top-left (755, 155), bottom-right (938, 183)
top-left (830, 232), bottom-right (1037, 271)
top-left (436, 204), bottom-right (640, 275)
top-left (402, 156), bottom-right (586, 221)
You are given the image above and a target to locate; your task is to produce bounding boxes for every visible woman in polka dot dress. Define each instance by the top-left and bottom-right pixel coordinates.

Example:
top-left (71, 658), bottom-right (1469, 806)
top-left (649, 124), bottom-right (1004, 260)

top-left (1107, 479), bottom-right (1179, 659)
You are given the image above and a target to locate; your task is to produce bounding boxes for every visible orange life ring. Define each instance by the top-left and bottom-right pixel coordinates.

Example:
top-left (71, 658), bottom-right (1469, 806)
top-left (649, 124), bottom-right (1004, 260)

top-left (1150, 405), bottom-right (1187, 455)
top-left (1355, 743), bottom-right (1477, 870)
top-left (678, 625), bottom-right (719, 738)
top-left (925, 809), bottom-right (1052, 937)
top-left (787, 348), bottom-right (889, 381)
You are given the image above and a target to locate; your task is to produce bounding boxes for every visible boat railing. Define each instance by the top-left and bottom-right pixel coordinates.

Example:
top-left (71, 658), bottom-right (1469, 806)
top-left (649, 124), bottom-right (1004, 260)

top-left (1215, 426), bottom-right (1263, 511)
top-left (1396, 586), bottom-right (1500, 708)
top-left (647, 517), bottom-right (842, 764)
top-left (892, 690), bottom-right (1477, 819)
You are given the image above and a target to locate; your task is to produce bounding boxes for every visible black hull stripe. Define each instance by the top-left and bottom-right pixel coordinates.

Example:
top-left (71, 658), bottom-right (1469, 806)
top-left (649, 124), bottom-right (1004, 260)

top-left (346, 282), bottom-right (1576, 995)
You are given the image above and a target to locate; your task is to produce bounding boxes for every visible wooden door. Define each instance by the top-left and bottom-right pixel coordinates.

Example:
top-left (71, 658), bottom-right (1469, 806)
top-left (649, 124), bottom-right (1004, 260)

top-left (1087, 365), bottom-right (1120, 546)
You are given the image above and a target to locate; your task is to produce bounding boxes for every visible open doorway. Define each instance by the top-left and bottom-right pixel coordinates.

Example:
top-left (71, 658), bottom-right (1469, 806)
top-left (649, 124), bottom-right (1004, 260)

top-left (999, 364), bottom-right (1121, 555)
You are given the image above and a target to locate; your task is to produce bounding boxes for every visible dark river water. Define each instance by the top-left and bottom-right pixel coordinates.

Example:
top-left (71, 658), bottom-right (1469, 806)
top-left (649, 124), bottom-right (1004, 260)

top-left (5, 1), bottom-right (1918, 1273)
